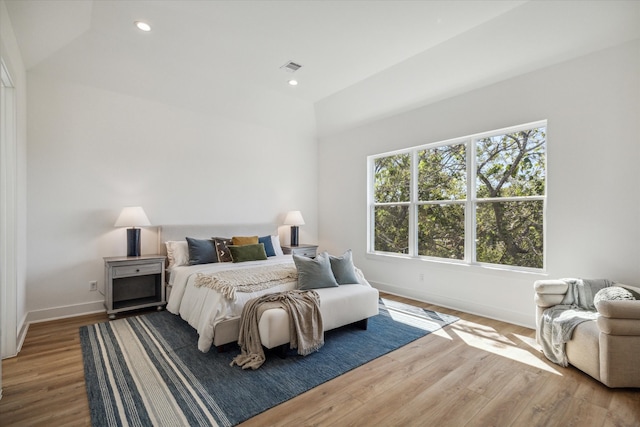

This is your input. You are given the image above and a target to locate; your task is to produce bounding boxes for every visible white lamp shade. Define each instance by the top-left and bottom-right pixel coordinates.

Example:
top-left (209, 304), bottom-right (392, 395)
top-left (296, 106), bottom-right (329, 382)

top-left (284, 210), bottom-right (305, 226)
top-left (114, 206), bottom-right (151, 227)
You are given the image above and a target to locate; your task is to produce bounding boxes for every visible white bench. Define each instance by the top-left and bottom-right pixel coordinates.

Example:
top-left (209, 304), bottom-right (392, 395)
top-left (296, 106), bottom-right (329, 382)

top-left (258, 284), bottom-right (380, 350)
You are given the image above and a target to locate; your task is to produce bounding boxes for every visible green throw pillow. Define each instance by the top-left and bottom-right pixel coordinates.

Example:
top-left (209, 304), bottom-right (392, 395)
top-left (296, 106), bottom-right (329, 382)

top-left (294, 251), bottom-right (339, 289)
top-left (329, 249), bottom-right (360, 285)
top-left (228, 243), bottom-right (268, 263)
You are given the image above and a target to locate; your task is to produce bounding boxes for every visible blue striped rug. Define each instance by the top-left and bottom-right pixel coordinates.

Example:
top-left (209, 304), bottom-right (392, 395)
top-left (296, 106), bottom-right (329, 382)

top-left (80, 298), bottom-right (458, 426)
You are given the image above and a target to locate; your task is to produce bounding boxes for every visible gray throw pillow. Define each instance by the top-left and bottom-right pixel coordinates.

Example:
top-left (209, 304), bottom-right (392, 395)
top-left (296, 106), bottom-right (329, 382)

top-left (594, 286), bottom-right (636, 306)
top-left (294, 251), bottom-right (339, 290)
top-left (329, 249), bottom-right (360, 285)
top-left (186, 237), bottom-right (218, 265)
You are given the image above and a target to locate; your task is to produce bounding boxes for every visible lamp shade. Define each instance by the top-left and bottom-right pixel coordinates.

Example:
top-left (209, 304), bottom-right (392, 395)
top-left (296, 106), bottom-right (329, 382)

top-left (114, 207), bottom-right (151, 228)
top-left (284, 210), bottom-right (305, 226)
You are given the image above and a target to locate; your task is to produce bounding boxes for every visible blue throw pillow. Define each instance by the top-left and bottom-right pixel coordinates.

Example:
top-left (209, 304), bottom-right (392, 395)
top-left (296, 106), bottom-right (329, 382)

top-left (186, 237), bottom-right (218, 265)
top-left (294, 252), bottom-right (339, 289)
top-left (329, 249), bottom-right (360, 285)
top-left (258, 235), bottom-right (276, 257)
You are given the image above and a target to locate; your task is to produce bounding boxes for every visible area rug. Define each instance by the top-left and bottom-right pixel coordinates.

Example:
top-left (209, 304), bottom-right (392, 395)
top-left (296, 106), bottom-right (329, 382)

top-left (80, 298), bottom-right (458, 426)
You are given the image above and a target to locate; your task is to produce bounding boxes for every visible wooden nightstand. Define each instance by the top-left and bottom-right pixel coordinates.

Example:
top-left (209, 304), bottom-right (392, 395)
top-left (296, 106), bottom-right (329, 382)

top-left (281, 244), bottom-right (318, 258)
top-left (104, 255), bottom-right (166, 319)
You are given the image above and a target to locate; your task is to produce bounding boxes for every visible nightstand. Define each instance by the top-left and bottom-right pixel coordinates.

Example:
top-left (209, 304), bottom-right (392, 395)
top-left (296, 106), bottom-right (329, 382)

top-left (104, 255), bottom-right (166, 319)
top-left (281, 244), bottom-right (318, 258)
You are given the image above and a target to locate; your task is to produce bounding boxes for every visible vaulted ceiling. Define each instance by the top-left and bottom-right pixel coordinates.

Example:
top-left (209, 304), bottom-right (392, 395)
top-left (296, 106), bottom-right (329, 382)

top-left (5, 1), bottom-right (640, 133)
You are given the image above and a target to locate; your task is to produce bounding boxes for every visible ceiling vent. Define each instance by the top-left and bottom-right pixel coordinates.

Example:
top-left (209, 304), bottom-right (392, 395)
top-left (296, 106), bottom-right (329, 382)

top-left (280, 61), bottom-right (302, 73)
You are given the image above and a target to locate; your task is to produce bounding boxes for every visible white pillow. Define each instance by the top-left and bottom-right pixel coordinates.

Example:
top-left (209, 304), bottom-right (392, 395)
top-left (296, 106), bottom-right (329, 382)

top-left (165, 241), bottom-right (189, 268)
top-left (271, 235), bottom-right (284, 256)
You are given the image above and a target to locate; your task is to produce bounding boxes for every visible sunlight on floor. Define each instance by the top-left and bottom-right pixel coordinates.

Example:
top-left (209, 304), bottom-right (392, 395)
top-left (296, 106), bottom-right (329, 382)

top-left (451, 321), bottom-right (562, 375)
top-left (387, 307), bottom-right (453, 339)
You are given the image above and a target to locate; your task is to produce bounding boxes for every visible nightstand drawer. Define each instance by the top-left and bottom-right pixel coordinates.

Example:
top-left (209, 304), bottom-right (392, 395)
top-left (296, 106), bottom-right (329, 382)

top-left (113, 263), bottom-right (162, 278)
top-left (282, 244), bottom-right (318, 258)
top-left (292, 248), bottom-right (317, 257)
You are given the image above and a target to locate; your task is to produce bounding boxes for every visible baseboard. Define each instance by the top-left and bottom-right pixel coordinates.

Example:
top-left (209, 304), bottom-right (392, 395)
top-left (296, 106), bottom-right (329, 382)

top-left (25, 300), bottom-right (106, 325)
top-left (371, 280), bottom-right (535, 329)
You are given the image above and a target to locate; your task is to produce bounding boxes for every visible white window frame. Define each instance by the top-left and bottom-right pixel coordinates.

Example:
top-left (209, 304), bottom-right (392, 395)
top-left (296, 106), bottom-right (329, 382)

top-left (368, 120), bottom-right (547, 272)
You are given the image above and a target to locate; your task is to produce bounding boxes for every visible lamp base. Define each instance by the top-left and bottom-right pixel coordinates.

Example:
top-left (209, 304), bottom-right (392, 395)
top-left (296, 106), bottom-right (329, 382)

top-left (126, 228), bottom-right (142, 257)
top-left (290, 225), bottom-right (299, 247)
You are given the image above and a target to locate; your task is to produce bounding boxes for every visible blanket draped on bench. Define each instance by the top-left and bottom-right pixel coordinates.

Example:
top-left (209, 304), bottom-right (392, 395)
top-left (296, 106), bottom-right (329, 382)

top-left (538, 278), bottom-right (613, 366)
top-left (231, 290), bottom-right (324, 370)
top-left (194, 264), bottom-right (298, 300)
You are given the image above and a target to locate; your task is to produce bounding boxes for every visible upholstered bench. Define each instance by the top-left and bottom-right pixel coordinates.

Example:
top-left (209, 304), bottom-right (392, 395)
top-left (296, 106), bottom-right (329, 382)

top-left (258, 283), bottom-right (380, 350)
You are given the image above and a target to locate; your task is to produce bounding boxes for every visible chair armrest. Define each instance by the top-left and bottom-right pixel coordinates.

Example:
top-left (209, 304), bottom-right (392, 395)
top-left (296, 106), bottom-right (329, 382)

top-left (534, 279), bottom-right (568, 294)
top-left (596, 300), bottom-right (640, 336)
top-left (534, 280), bottom-right (568, 308)
top-left (596, 300), bottom-right (640, 319)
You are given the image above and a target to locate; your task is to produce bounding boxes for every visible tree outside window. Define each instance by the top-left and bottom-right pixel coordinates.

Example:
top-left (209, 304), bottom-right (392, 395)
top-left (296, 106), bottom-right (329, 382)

top-left (369, 122), bottom-right (546, 270)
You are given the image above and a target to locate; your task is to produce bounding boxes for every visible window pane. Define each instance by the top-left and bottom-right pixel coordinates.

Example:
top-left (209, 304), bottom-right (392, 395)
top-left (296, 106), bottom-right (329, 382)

top-left (418, 204), bottom-right (465, 259)
top-left (476, 127), bottom-right (546, 198)
top-left (476, 200), bottom-right (544, 268)
top-left (374, 153), bottom-right (411, 203)
top-left (374, 205), bottom-right (409, 254)
top-left (418, 144), bottom-right (466, 201)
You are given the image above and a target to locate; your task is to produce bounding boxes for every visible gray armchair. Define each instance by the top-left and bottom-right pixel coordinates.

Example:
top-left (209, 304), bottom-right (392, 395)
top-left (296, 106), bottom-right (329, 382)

top-left (534, 280), bottom-right (640, 388)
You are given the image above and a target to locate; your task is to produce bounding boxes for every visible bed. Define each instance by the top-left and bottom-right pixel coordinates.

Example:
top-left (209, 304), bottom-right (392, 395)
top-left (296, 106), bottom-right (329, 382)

top-left (159, 224), bottom-right (377, 353)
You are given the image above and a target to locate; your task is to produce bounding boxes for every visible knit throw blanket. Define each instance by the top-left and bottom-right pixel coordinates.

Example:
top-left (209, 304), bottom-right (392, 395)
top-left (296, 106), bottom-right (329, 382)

top-left (231, 290), bottom-right (324, 370)
top-left (194, 264), bottom-right (298, 300)
top-left (538, 278), bottom-right (613, 366)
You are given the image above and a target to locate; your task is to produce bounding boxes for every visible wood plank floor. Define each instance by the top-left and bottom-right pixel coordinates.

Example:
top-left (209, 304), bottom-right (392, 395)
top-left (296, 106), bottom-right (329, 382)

top-left (1, 293), bottom-right (638, 426)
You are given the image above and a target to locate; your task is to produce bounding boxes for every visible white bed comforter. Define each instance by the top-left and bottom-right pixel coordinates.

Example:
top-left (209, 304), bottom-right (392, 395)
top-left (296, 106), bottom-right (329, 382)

top-left (166, 255), bottom-right (297, 352)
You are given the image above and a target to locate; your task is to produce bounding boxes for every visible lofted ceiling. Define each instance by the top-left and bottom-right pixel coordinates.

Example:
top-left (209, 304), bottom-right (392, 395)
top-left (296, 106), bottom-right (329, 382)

top-left (4, 0), bottom-right (640, 132)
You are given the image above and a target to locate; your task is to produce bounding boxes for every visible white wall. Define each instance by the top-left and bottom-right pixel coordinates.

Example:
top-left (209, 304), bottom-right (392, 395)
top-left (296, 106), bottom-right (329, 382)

top-left (25, 71), bottom-right (318, 320)
top-left (318, 40), bottom-right (640, 328)
top-left (0, 0), bottom-right (28, 356)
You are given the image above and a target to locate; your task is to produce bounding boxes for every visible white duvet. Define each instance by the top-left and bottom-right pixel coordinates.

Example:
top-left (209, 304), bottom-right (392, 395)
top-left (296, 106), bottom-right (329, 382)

top-left (166, 255), bottom-right (297, 352)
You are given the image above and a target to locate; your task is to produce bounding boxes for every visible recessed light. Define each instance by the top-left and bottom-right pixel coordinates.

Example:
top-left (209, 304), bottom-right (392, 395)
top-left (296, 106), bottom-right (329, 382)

top-left (135, 21), bottom-right (151, 32)
top-left (288, 80), bottom-right (298, 86)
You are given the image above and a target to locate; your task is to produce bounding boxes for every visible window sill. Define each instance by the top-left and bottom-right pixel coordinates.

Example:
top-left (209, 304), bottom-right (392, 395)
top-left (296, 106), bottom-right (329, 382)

top-left (365, 251), bottom-right (547, 276)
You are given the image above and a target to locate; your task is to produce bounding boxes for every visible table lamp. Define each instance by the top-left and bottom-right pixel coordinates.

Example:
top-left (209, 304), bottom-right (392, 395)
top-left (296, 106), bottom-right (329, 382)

top-left (114, 206), bottom-right (151, 257)
top-left (284, 210), bottom-right (305, 246)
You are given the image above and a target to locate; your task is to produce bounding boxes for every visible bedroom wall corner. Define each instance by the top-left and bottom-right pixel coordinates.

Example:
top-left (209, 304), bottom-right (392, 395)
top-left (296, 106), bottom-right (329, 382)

top-left (317, 40), bottom-right (640, 328)
top-left (24, 70), bottom-right (318, 320)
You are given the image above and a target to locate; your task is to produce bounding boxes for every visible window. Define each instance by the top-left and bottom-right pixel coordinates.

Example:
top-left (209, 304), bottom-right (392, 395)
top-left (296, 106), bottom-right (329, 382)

top-left (369, 121), bottom-right (546, 270)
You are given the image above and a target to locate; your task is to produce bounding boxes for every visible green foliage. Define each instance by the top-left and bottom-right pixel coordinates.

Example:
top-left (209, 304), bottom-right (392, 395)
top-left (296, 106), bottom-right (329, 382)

top-left (418, 144), bottom-right (466, 201)
top-left (374, 205), bottom-right (409, 253)
top-left (476, 128), bottom-right (546, 198)
top-left (418, 204), bottom-right (465, 259)
top-left (476, 201), bottom-right (544, 268)
top-left (374, 153), bottom-right (411, 203)
top-left (372, 126), bottom-right (546, 268)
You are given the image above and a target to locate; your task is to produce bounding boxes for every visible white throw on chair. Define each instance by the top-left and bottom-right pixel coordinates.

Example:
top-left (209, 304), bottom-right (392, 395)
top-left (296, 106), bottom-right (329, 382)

top-left (534, 279), bottom-right (640, 388)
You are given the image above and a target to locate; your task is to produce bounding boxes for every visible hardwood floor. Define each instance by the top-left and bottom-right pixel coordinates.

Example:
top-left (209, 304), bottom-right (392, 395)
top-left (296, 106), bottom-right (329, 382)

top-left (1, 294), bottom-right (638, 426)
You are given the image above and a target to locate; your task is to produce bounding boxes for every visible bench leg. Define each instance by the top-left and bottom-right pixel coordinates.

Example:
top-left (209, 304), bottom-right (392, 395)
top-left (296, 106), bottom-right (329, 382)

top-left (355, 318), bottom-right (368, 330)
top-left (275, 344), bottom-right (289, 358)
top-left (215, 342), bottom-right (237, 353)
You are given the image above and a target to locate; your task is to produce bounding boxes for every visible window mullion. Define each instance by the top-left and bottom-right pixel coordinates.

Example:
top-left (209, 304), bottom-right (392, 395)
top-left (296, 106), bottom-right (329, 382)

top-left (465, 139), bottom-right (475, 263)
top-left (409, 150), bottom-right (418, 257)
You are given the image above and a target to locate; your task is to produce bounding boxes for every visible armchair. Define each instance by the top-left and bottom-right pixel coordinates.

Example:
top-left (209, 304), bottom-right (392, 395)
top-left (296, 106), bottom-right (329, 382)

top-left (534, 280), bottom-right (640, 388)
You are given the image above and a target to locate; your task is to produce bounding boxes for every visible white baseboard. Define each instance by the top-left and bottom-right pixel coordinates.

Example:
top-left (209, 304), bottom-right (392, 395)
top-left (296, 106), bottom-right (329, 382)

top-left (371, 280), bottom-right (535, 329)
top-left (25, 300), bottom-right (106, 325)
